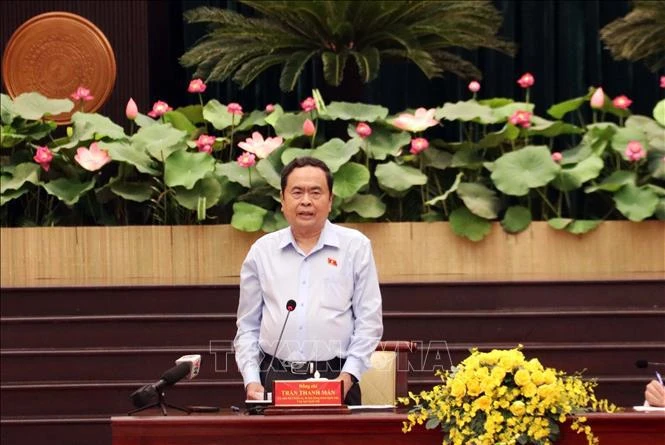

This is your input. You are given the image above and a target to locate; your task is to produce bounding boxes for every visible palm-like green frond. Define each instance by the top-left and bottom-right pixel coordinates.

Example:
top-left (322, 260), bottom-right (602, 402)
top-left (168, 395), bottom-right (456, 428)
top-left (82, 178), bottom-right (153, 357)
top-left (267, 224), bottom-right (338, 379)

top-left (180, 1), bottom-right (515, 91)
top-left (600, 0), bottom-right (665, 71)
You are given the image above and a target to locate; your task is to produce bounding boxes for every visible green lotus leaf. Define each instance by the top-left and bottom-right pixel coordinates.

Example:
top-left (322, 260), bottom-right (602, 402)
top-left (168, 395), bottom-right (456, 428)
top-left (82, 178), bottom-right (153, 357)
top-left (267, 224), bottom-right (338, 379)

top-left (333, 162), bottom-right (370, 199)
top-left (235, 110), bottom-right (267, 131)
top-left (109, 181), bottom-right (154, 202)
top-left (359, 127), bottom-right (410, 161)
top-left (478, 97), bottom-right (514, 108)
top-left (560, 143), bottom-right (594, 165)
top-left (375, 162), bottom-right (427, 193)
top-left (173, 176), bottom-right (222, 209)
top-left (451, 147), bottom-right (484, 169)
top-left (132, 123), bottom-right (188, 161)
top-left (203, 99), bottom-right (237, 130)
top-left (0, 162), bottom-right (40, 193)
top-left (421, 147), bottom-right (452, 170)
top-left (216, 161), bottom-right (266, 189)
top-left (176, 104), bottom-right (204, 125)
top-left (653, 99), bottom-right (665, 127)
top-left (613, 184), bottom-right (658, 221)
top-left (321, 102), bottom-right (388, 122)
top-left (231, 201), bottom-right (269, 232)
top-left (655, 199), bottom-right (665, 220)
top-left (435, 100), bottom-right (497, 124)
top-left (546, 96), bottom-right (587, 119)
top-left (273, 112), bottom-right (309, 139)
top-left (491, 145), bottom-right (560, 196)
top-left (314, 138), bottom-right (359, 172)
top-left (0, 188), bottom-right (28, 206)
top-left (42, 177), bottom-right (96, 206)
top-left (547, 218), bottom-right (602, 235)
top-left (216, 175), bottom-right (245, 205)
top-left (477, 124), bottom-right (520, 148)
top-left (585, 170), bottom-right (635, 193)
top-left (261, 210), bottom-right (289, 233)
top-left (164, 150), bottom-right (215, 190)
top-left (1, 93), bottom-right (17, 124)
top-left (527, 116), bottom-right (583, 137)
top-left (457, 182), bottom-right (500, 219)
top-left (135, 113), bottom-right (156, 128)
top-left (99, 141), bottom-right (159, 176)
top-left (11, 92), bottom-right (73, 120)
top-left (426, 172), bottom-right (463, 207)
top-left (491, 102), bottom-right (535, 121)
top-left (449, 206), bottom-right (492, 242)
top-left (281, 148), bottom-right (314, 168)
top-left (649, 150), bottom-right (665, 180)
top-left (256, 157), bottom-right (282, 190)
top-left (501, 206), bottom-right (532, 233)
top-left (264, 104), bottom-right (285, 127)
top-left (611, 127), bottom-right (648, 155)
top-left (163, 110), bottom-right (197, 135)
top-left (341, 194), bottom-right (386, 218)
top-left (625, 115), bottom-right (663, 139)
top-left (71, 111), bottom-right (127, 141)
top-left (1, 125), bottom-right (25, 148)
top-left (550, 155), bottom-right (604, 192)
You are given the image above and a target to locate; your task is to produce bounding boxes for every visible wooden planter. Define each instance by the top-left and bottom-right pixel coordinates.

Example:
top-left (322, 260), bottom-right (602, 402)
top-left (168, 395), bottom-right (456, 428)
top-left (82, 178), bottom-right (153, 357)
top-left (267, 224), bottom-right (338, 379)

top-left (1, 221), bottom-right (663, 287)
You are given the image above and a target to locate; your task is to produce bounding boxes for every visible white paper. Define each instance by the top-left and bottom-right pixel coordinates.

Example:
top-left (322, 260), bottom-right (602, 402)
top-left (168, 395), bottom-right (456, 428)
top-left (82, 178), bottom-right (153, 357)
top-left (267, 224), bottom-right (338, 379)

top-left (348, 404), bottom-right (395, 410)
top-left (632, 405), bottom-right (665, 412)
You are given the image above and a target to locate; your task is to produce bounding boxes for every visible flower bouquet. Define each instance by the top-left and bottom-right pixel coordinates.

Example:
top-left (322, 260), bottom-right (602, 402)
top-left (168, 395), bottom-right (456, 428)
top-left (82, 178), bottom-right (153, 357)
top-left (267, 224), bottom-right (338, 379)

top-left (399, 346), bottom-right (617, 445)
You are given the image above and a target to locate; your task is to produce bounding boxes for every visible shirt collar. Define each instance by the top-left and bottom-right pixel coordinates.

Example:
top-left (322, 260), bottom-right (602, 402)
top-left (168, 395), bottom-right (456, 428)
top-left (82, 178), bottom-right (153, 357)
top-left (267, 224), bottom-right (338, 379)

top-left (278, 220), bottom-right (340, 251)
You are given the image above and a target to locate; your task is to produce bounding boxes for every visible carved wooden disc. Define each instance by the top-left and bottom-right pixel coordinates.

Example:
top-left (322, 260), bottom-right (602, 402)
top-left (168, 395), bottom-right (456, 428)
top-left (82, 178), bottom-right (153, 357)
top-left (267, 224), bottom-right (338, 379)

top-left (2, 11), bottom-right (116, 124)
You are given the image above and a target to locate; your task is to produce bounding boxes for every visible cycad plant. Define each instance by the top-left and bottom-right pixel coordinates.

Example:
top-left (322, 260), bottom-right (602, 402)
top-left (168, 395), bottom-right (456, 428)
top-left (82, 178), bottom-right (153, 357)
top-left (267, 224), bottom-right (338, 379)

top-left (180, 0), bottom-right (515, 92)
top-left (600, 0), bottom-right (665, 71)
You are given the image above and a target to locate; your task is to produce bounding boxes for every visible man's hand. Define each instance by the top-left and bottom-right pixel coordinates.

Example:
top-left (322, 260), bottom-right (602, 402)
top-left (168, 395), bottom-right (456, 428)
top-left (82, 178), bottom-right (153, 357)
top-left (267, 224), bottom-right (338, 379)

top-left (246, 382), bottom-right (266, 400)
top-left (335, 372), bottom-right (354, 398)
top-left (645, 380), bottom-right (665, 407)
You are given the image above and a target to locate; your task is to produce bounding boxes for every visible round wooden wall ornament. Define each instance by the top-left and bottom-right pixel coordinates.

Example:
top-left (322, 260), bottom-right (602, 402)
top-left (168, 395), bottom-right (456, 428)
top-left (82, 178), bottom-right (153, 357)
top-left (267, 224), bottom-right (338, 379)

top-left (2, 11), bottom-right (117, 124)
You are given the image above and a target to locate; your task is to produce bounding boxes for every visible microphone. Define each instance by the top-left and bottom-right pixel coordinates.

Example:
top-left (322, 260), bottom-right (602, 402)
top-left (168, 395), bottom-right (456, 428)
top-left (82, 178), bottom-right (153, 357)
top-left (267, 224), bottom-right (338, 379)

top-left (263, 299), bottom-right (297, 401)
top-left (130, 357), bottom-right (199, 408)
top-left (175, 354), bottom-right (201, 379)
top-left (636, 360), bottom-right (665, 369)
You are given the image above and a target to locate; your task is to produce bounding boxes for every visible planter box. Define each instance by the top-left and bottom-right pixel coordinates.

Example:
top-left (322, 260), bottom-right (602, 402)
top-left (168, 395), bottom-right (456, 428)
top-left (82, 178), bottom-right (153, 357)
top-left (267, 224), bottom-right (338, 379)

top-left (1, 221), bottom-right (663, 287)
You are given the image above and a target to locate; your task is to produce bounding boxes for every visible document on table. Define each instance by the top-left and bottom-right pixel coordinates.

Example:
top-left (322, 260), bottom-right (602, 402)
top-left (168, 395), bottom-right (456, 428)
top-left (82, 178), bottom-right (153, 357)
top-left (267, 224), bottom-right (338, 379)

top-left (348, 405), bottom-right (395, 410)
top-left (633, 405), bottom-right (665, 412)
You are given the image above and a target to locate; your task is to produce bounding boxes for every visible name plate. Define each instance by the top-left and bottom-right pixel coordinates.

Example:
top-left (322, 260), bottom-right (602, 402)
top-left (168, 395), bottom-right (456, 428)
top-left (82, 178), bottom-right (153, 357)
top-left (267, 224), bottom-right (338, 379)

top-left (273, 380), bottom-right (343, 406)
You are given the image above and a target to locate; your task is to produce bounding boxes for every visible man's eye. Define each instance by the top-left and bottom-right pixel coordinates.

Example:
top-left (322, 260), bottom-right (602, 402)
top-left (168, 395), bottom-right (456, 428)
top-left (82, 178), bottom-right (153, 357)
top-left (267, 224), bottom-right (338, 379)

top-left (291, 191), bottom-right (303, 198)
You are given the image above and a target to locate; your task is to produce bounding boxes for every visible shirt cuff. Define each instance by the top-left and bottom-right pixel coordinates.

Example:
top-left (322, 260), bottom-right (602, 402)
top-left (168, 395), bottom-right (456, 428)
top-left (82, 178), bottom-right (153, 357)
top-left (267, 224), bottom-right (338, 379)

top-left (341, 356), bottom-right (365, 382)
top-left (242, 368), bottom-right (261, 389)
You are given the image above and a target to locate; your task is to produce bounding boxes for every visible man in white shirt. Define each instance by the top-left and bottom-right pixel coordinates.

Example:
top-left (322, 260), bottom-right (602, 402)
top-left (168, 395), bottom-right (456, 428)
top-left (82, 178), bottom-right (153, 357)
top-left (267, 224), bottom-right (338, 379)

top-left (234, 157), bottom-right (383, 404)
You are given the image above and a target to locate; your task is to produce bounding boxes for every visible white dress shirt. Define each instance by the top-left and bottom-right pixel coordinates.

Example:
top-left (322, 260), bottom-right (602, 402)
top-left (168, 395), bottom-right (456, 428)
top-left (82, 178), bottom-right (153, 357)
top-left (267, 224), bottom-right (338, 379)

top-left (234, 220), bottom-right (383, 387)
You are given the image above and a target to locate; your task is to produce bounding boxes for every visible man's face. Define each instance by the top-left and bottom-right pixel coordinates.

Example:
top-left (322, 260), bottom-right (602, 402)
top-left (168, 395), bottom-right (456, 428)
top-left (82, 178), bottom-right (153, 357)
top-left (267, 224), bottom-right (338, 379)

top-left (281, 166), bottom-right (332, 233)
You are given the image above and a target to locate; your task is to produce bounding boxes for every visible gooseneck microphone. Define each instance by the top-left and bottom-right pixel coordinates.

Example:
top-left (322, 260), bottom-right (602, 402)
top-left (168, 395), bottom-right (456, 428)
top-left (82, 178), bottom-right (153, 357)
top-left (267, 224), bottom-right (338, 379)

top-left (636, 360), bottom-right (665, 368)
top-left (264, 299), bottom-right (297, 401)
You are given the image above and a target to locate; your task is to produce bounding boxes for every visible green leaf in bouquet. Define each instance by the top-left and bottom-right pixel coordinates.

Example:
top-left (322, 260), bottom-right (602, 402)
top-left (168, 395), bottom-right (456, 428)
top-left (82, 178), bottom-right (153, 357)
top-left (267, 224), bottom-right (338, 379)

top-left (321, 102), bottom-right (388, 122)
top-left (163, 110), bottom-right (197, 135)
top-left (0, 188), bottom-right (28, 206)
top-left (333, 162), bottom-right (370, 199)
top-left (435, 100), bottom-right (497, 124)
top-left (491, 102), bottom-right (535, 121)
top-left (340, 194), bottom-right (386, 218)
top-left (11, 92), bottom-right (73, 120)
top-left (358, 127), bottom-right (409, 161)
top-left (547, 218), bottom-right (602, 235)
top-left (426, 172), bottom-right (463, 207)
top-left (477, 124), bottom-right (520, 148)
top-left (99, 141), bottom-right (159, 176)
top-left (613, 184), bottom-right (659, 221)
top-left (527, 116), bottom-right (583, 138)
top-left (71, 111), bottom-right (127, 141)
top-left (173, 176), bottom-right (222, 210)
top-left (164, 149), bottom-right (216, 189)
top-left (491, 145), bottom-right (560, 196)
top-left (501, 206), bottom-right (532, 233)
top-left (231, 201), bottom-right (268, 232)
top-left (42, 177), bottom-right (96, 206)
top-left (109, 181), bottom-right (154, 203)
top-left (546, 96), bottom-right (587, 120)
top-left (375, 162), bottom-right (427, 193)
top-left (272, 112), bottom-right (309, 139)
top-left (550, 155), bottom-right (604, 192)
top-left (236, 110), bottom-right (267, 131)
top-left (451, 147), bottom-right (484, 169)
top-left (0, 162), bottom-right (41, 193)
top-left (653, 99), bottom-right (665, 127)
top-left (261, 210), bottom-right (289, 233)
top-left (456, 182), bottom-right (501, 219)
top-left (425, 418), bottom-right (441, 430)
top-left (610, 127), bottom-right (648, 155)
top-left (585, 170), bottom-right (635, 193)
top-left (132, 123), bottom-right (188, 161)
top-left (421, 147), bottom-right (452, 170)
top-left (449, 206), bottom-right (492, 242)
top-left (203, 99), bottom-right (237, 130)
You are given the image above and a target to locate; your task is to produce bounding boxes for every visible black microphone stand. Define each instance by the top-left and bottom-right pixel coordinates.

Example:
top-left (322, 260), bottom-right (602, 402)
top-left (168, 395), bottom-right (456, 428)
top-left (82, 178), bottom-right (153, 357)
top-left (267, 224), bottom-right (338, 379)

top-left (263, 300), bottom-right (297, 402)
top-left (128, 390), bottom-right (191, 416)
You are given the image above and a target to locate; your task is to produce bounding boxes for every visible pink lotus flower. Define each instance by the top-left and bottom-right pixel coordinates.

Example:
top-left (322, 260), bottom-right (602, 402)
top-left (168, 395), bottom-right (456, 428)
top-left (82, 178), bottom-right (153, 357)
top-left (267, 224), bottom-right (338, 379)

top-left (237, 132), bottom-right (283, 158)
top-left (468, 81), bottom-right (481, 93)
top-left (70, 86), bottom-right (93, 101)
top-left (551, 152), bottom-right (563, 163)
top-left (33, 146), bottom-right (53, 172)
top-left (409, 137), bottom-right (429, 155)
top-left (517, 73), bottom-right (534, 88)
top-left (356, 122), bottom-right (372, 138)
top-left (237, 152), bottom-right (256, 168)
top-left (661, 76), bottom-right (665, 88)
top-left (187, 79), bottom-right (206, 93)
top-left (392, 108), bottom-right (439, 132)
top-left (508, 110), bottom-right (532, 128)
top-left (590, 87), bottom-right (605, 109)
top-left (74, 142), bottom-right (111, 171)
top-left (265, 104), bottom-right (275, 113)
top-left (125, 98), bottom-right (138, 120)
top-left (227, 102), bottom-right (243, 116)
top-left (303, 118), bottom-right (316, 136)
top-left (625, 141), bottom-right (645, 162)
top-left (612, 95), bottom-right (632, 109)
top-left (301, 97), bottom-right (316, 112)
top-left (147, 100), bottom-right (172, 118)
top-left (196, 134), bottom-right (216, 153)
